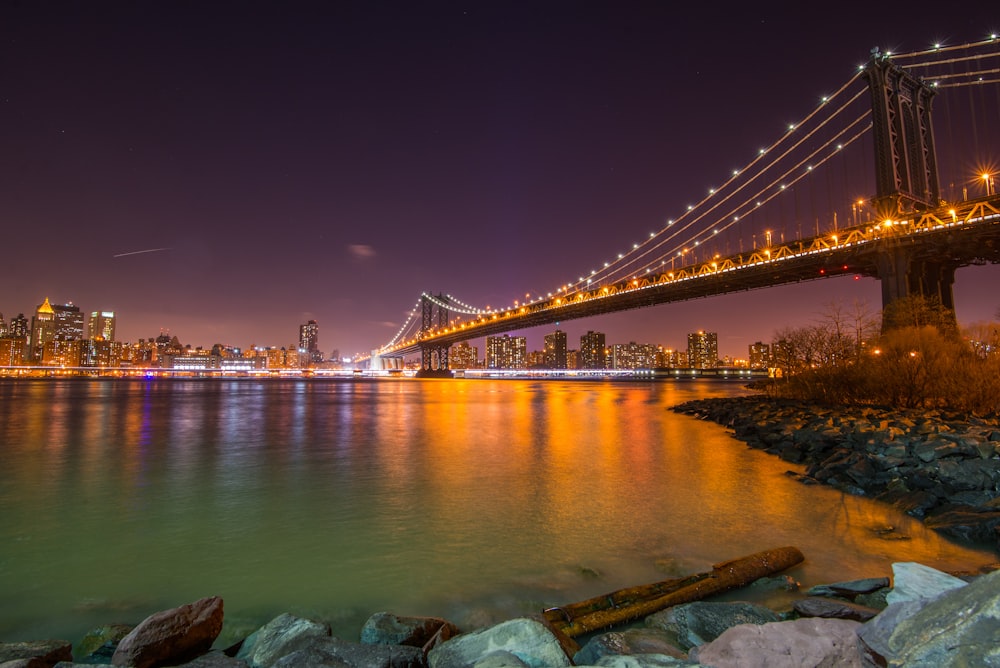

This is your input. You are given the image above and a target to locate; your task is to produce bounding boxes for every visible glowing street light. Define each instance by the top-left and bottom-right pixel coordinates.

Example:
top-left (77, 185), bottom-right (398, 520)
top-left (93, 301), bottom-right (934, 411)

top-left (983, 172), bottom-right (996, 196)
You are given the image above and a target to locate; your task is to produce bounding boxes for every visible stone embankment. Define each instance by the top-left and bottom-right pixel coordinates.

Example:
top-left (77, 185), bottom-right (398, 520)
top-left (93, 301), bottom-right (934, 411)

top-left (4, 560), bottom-right (1000, 667)
top-left (672, 395), bottom-right (1000, 548)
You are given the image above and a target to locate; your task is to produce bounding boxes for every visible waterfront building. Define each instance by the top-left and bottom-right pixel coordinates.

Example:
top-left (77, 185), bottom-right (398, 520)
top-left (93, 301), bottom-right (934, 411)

top-left (566, 349), bottom-right (580, 370)
top-left (80, 339), bottom-right (125, 368)
top-left (8, 314), bottom-right (29, 340)
top-left (660, 348), bottom-right (688, 368)
top-left (486, 334), bottom-right (526, 369)
top-left (580, 330), bottom-right (606, 369)
top-left (543, 329), bottom-right (568, 369)
top-left (526, 350), bottom-right (546, 369)
top-left (29, 298), bottom-right (57, 362)
top-left (299, 320), bottom-right (321, 363)
top-left (687, 330), bottom-right (719, 369)
top-left (608, 341), bottom-right (660, 370)
top-left (748, 341), bottom-right (771, 369)
top-left (42, 339), bottom-right (82, 367)
top-left (0, 337), bottom-right (25, 366)
top-left (52, 302), bottom-right (84, 341)
top-left (0, 312), bottom-right (5, 337)
top-left (449, 341), bottom-right (478, 369)
top-left (87, 311), bottom-right (117, 341)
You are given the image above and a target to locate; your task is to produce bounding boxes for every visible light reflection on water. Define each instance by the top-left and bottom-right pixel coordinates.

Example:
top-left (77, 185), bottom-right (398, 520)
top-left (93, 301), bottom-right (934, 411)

top-left (0, 377), bottom-right (995, 645)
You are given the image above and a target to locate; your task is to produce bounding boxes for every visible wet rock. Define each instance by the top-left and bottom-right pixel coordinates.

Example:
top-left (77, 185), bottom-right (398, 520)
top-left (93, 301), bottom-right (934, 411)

top-left (235, 613), bottom-right (331, 668)
top-left (644, 601), bottom-right (780, 651)
top-left (360, 613), bottom-right (458, 651)
top-left (572, 627), bottom-right (687, 665)
top-left (806, 576), bottom-right (889, 600)
top-left (111, 597), bottom-right (223, 668)
top-left (689, 617), bottom-right (862, 667)
top-left (270, 636), bottom-right (423, 668)
top-left (0, 641), bottom-right (73, 666)
top-left (791, 596), bottom-right (879, 621)
top-left (427, 618), bottom-right (570, 668)
top-left (885, 562), bottom-right (967, 605)
top-left (77, 625), bottom-right (133, 663)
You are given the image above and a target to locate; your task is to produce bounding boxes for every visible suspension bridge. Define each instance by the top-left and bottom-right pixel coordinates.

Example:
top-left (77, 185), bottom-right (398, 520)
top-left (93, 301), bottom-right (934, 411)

top-left (367, 38), bottom-right (1000, 374)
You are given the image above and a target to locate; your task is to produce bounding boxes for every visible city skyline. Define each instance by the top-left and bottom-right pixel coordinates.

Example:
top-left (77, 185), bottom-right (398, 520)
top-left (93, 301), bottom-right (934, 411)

top-left (3, 4), bottom-right (999, 358)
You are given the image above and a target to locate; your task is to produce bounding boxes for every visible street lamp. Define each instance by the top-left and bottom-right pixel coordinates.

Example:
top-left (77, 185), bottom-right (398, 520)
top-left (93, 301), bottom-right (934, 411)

top-left (983, 173), bottom-right (996, 196)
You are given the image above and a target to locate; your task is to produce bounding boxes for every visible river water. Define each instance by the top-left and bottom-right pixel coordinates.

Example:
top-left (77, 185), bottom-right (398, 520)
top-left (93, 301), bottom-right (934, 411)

top-left (0, 377), bottom-right (994, 646)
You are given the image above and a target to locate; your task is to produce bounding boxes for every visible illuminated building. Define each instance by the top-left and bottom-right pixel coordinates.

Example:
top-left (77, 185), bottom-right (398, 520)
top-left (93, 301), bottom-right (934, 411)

top-left (52, 302), bottom-right (84, 341)
top-left (8, 314), bottom-right (29, 339)
top-left (687, 331), bottom-right (719, 369)
top-left (449, 341), bottom-right (478, 369)
top-left (748, 341), bottom-right (771, 369)
top-left (29, 298), bottom-right (57, 362)
top-left (661, 348), bottom-right (688, 368)
top-left (543, 329), bottom-right (568, 369)
top-left (486, 334), bottom-right (526, 369)
top-left (0, 338), bottom-right (25, 366)
top-left (42, 339), bottom-right (82, 367)
top-left (580, 331), bottom-right (606, 369)
top-left (608, 342), bottom-right (660, 369)
top-left (299, 320), bottom-right (321, 363)
top-left (88, 311), bottom-right (117, 341)
top-left (0, 312), bottom-right (5, 337)
top-left (80, 339), bottom-right (125, 368)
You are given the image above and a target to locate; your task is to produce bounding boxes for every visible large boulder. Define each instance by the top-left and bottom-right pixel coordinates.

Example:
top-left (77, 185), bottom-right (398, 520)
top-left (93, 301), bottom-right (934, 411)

top-left (689, 617), bottom-right (863, 667)
top-left (427, 618), bottom-right (570, 668)
top-left (644, 601), bottom-right (780, 650)
top-left (888, 568), bottom-right (1000, 666)
top-left (111, 597), bottom-right (224, 668)
top-left (235, 613), bottom-right (331, 668)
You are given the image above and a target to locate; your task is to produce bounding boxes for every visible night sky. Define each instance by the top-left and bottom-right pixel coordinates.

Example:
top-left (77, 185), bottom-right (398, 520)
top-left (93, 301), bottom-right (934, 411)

top-left (3, 2), bottom-right (999, 360)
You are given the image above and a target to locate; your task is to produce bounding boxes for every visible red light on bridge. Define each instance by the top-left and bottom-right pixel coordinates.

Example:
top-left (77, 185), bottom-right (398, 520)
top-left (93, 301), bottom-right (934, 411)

top-left (854, 275), bottom-right (860, 280)
top-left (819, 269), bottom-right (825, 275)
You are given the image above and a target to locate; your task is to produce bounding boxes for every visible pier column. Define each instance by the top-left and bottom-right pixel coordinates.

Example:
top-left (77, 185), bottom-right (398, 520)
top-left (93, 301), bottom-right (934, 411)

top-left (876, 247), bottom-right (956, 323)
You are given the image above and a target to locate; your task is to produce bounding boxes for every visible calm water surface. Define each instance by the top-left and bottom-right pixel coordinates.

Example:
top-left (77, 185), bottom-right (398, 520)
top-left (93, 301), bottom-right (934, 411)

top-left (0, 377), bottom-right (995, 645)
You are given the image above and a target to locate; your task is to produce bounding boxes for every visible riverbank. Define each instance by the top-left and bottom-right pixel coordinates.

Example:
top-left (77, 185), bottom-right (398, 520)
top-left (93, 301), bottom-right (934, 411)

top-left (672, 395), bottom-right (1000, 552)
top-left (6, 556), bottom-right (1000, 666)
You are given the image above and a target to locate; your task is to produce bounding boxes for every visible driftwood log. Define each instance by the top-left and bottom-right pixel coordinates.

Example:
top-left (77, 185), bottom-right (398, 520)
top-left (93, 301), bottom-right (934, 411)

top-left (540, 546), bottom-right (805, 638)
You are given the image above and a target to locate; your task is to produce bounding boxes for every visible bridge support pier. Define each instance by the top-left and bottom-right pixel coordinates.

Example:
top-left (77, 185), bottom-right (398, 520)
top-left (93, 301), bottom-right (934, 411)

top-left (876, 246), bottom-right (956, 322)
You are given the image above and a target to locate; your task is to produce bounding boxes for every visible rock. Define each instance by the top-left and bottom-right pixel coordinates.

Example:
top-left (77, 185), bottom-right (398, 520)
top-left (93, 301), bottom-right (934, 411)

top-left (0, 641), bottom-right (73, 666)
top-left (855, 600), bottom-right (924, 667)
top-left (427, 618), bottom-right (570, 668)
top-left (792, 596), bottom-right (880, 621)
top-left (644, 601), bottom-right (779, 651)
top-left (889, 568), bottom-right (1000, 666)
top-left (584, 655), bottom-right (696, 667)
top-left (235, 613), bottom-right (331, 668)
top-left (175, 652), bottom-right (249, 667)
top-left (689, 617), bottom-right (862, 667)
top-left (360, 612), bottom-right (458, 651)
top-left (77, 625), bottom-right (134, 663)
top-left (269, 636), bottom-right (423, 668)
top-left (806, 577), bottom-right (889, 599)
top-left (111, 597), bottom-right (224, 668)
top-left (924, 504), bottom-right (1000, 544)
top-left (884, 562), bottom-right (967, 605)
top-left (572, 628), bottom-right (687, 665)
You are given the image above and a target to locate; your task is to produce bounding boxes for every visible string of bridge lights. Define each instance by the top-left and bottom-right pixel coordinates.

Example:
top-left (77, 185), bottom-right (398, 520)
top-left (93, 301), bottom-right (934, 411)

top-left (378, 37), bottom-right (1000, 354)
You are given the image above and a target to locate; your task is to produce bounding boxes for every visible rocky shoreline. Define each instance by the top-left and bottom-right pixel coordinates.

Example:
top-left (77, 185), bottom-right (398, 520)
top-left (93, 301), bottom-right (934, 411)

top-left (672, 395), bottom-right (1000, 550)
top-left (7, 395), bottom-right (1000, 667)
top-left (4, 558), bottom-right (1000, 667)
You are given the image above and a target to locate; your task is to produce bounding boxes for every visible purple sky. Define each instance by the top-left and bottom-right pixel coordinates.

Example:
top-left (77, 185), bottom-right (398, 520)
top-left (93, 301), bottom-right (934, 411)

top-left (3, 3), bottom-right (999, 360)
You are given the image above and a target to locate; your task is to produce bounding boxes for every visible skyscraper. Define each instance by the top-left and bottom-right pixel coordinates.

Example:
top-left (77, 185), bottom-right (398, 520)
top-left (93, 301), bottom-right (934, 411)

top-left (88, 311), bottom-right (117, 341)
top-left (543, 329), bottom-right (567, 369)
top-left (687, 330), bottom-right (719, 369)
top-left (29, 298), bottom-right (57, 362)
top-left (580, 330), bottom-right (606, 369)
top-left (299, 319), bottom-right (320, 362)
top-left (748, 341), bottom-right (770, 369)
top-left (52, 302), bottom-right (84, 341)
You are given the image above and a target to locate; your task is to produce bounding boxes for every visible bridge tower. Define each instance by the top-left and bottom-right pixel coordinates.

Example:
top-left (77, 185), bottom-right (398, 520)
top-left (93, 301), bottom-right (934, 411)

top-left (417, 293), bottom-right (454, 377)
top-left (863, 49), bottom-right (954, 320)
